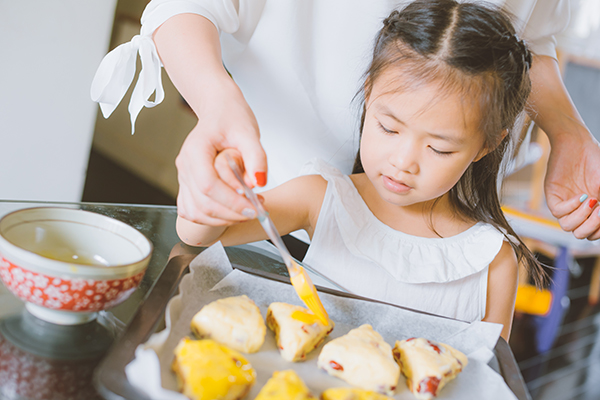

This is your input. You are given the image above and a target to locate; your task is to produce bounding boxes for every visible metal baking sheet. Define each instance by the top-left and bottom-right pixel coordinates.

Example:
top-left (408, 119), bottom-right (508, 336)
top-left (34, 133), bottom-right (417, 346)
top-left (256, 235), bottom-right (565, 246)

top-left (94, 242), bottom-right (531, 400)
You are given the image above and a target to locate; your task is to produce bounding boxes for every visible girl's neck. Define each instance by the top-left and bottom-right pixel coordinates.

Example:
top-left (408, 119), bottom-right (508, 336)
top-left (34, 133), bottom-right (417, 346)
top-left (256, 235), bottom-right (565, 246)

top-left (350, 173), bottom-right (476, 238)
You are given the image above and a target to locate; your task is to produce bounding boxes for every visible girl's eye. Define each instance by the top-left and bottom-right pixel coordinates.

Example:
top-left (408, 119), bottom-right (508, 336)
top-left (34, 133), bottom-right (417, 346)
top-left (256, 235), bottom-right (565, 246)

top-left (377, 122), bottom-right (396, 135)
top-left (429, 146), bottom-right (453, 156)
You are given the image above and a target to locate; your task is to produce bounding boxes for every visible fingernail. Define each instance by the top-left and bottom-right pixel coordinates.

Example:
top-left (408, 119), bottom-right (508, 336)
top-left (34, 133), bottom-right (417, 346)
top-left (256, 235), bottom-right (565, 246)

top-left (242, 208), bottom-right (256, 218)
top-left (589, 199), bottom-right (598, 208)
top-left (255, 172), bottom-right (267, 187)
top-left (580, 194), bottom-right (589, 203)
top-left (236, 188), bottom-right (244, 195)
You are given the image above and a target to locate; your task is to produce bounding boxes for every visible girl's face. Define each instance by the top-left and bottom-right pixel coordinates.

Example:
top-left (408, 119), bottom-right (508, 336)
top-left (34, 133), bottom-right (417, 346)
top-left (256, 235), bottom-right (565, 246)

top-left (360, 71), bottom-right (488, 209)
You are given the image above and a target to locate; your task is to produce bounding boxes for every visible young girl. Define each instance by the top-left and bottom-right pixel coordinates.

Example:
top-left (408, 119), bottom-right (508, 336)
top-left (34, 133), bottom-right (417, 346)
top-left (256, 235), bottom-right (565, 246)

top-left (176, 0), bottom-right (544, 340)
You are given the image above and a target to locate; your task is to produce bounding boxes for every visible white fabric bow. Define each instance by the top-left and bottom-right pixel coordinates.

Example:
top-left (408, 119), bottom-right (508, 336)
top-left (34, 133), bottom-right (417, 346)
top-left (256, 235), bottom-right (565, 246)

top-left (90, 34), bottom-right (164, 134)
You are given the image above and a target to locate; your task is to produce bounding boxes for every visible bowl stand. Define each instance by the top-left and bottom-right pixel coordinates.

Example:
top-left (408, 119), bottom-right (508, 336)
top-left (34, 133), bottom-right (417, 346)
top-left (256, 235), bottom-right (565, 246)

top-left (26, 303), bottom-right (98, 325)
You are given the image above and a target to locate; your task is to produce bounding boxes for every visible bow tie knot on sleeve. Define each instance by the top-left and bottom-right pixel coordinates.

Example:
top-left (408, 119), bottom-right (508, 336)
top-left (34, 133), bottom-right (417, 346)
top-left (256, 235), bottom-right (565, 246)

top-left (90, 34), bottom-right (165, 134)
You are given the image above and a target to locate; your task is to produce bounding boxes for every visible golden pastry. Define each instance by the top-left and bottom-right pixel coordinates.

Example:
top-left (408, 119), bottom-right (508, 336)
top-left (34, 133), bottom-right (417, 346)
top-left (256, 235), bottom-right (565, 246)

top-left (191, 295), bottom-right (266, 353)
top-left (321, 387), bottom-right (394, 400)
top-left (255, 370), bottom-right (315, 399)
top-left (267, 302), bottom-right (334, 362)
top-left (317, 324), bottom-right (399, 395)
top-left (171, 338), bottom-right (256, 400)
top-left (393, 337), bottom-right (468, 399)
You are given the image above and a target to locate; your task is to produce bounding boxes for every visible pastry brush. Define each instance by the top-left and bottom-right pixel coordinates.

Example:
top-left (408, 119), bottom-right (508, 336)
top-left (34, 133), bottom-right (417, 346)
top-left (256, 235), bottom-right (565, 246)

top-left (225, 154), bottom-right (330, 325)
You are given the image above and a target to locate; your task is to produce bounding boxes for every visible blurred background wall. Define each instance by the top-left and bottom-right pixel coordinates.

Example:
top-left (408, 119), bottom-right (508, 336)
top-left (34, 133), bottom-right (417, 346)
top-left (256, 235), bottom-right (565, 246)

top-left (0, 0), bottom-right (117, 202)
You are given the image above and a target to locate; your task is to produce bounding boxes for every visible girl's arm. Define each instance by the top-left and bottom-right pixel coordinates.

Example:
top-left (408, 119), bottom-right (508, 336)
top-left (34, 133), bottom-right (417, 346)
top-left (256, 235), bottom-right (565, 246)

top-left (176, 173), bottom-right (328, 247)
top-left (483, 241), bottom-right (519, 341)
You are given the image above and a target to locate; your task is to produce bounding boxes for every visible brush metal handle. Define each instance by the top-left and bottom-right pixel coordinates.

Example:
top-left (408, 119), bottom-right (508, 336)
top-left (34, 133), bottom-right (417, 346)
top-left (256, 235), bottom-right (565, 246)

top-left (225, 154), bottom-right (299, 276)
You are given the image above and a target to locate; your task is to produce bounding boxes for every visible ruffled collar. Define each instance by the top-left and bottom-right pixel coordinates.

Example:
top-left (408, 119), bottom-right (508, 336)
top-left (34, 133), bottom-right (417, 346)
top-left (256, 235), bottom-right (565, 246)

top-left (302, 159), bottom-right (505, 284)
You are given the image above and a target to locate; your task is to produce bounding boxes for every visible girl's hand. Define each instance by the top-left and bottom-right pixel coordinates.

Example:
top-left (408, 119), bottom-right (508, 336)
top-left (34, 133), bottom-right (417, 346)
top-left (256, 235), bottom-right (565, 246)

top-left (176, 148), bottom-right (265, 247)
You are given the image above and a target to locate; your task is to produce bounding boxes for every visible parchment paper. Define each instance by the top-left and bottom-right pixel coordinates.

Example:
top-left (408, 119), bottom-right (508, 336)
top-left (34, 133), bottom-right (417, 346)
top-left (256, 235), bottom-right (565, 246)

top-left (126, 243), bottom-right (517, 400)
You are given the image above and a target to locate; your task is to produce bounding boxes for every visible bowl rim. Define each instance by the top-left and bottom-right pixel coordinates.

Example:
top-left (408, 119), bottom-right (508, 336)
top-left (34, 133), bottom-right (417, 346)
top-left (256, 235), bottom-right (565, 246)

top-left (0, 207), bottom-right (153, 277)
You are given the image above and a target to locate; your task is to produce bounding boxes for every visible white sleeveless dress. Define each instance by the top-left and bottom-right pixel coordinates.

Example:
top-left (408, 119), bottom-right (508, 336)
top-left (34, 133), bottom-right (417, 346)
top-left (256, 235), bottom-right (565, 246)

top-left (301, 159), bottom-right (506, 323)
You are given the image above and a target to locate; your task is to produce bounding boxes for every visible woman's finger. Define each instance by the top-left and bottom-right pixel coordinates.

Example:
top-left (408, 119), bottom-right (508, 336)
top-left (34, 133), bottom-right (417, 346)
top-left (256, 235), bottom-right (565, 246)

top-left (586, 224), bottom-right (600, 241)
top-left (549, 193), bottom-right (590, 219)
top-left (572, 205), bottom-right (600, 239)
top-left (177, 179), bottom-right (255, 224)
top-left (557, 197), bottom-right (598, 232)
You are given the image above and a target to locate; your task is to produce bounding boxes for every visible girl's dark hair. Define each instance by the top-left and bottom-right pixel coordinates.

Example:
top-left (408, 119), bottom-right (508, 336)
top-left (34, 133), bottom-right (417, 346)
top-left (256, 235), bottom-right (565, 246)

top-left (353, 0), bottom-right (545, 287)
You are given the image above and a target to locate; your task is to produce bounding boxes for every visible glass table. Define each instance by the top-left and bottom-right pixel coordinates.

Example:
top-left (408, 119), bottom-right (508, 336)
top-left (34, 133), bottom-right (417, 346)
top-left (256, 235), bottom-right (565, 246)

top-left (0, 200), bottom-right (531, 400)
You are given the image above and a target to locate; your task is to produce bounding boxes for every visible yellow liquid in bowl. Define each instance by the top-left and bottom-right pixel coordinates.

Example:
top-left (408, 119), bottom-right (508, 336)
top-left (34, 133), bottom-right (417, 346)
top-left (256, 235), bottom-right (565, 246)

top-left (35, 248), bottom-right (110, 267)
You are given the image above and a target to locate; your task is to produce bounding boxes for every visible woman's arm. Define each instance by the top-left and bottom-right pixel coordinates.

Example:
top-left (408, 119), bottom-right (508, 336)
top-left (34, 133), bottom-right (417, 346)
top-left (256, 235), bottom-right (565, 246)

top-left (483, 242), bottom-right (519, 341)
top-left (176, 172), bottom-right (328, 247)
top-left (153, 13), bottom-right (269, 226)
top-left (527, 55), bottom-right (600, 240)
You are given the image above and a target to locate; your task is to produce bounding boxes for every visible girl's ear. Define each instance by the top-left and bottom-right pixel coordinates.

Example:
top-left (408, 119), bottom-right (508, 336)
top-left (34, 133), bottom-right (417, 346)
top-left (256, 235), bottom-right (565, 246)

top-left (473, 129), bottom-right (509, 162)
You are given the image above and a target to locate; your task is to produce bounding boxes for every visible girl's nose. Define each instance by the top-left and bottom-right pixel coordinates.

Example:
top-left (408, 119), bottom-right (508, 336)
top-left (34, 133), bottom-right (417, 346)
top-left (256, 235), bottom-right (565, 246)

top-left (389, 141), bottom-right (419, 174)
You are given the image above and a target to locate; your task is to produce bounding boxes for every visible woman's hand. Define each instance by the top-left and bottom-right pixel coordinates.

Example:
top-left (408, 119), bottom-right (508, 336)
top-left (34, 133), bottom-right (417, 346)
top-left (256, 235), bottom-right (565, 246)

top-left (175, 79), bottom-right (267, 226)
top-left (153, 13), bottom-right (268, 226)
top-left (544, 132), bottom-right (600, 240)
top-left (527, 55), bottom-right (600, 240)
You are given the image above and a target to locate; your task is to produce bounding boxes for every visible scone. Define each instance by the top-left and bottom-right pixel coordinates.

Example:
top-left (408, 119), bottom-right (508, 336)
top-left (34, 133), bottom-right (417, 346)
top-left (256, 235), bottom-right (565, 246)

top-left (266, 302), bottom-right (334, 362)
top-left (191, 295), bottom-right (266, 353)
top-left (317, 324), bottom-right (399, 395)
top-left (255, 370), bottom-right (315, 400)
top-left (171, 338), bottom-right (256, 400)
top-left (321, 388), bottom-right (394, 400)
top-left (393, 337), bottom-right (468, 400)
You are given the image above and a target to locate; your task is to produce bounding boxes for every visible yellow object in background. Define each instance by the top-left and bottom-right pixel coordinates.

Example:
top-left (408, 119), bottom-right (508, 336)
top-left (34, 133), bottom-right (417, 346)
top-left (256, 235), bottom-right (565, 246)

top-left (515, 284), bottom-right (553, 316)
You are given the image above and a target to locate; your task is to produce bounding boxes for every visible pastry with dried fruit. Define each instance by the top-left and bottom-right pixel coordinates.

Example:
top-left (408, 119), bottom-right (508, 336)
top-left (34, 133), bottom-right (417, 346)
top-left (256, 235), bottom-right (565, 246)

top-left (171, 338), bottom-right (256, 400)
top-left (267, 302), bottom-right (334, 362)
top-left (317, 324), bottom-right (399, 395)
top-left (191, 295), bottom-right (266, 353)
top-left (393, 337), bottom-right (468, 400)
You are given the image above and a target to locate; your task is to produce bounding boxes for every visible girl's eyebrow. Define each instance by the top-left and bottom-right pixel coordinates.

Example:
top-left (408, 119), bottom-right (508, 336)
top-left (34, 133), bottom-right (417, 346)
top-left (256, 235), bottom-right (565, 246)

top-left (378, 104), bottom-right (466, 145)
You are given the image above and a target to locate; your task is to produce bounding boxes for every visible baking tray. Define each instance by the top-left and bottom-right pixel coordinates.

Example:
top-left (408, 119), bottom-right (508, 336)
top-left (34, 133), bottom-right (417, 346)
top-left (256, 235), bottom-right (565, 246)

top-left (94, 243), bottom-right (531, 400)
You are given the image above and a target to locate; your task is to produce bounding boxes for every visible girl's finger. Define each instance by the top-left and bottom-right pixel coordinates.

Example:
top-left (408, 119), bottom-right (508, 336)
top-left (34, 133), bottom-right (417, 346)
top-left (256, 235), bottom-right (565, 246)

top-left (550, 193), bottom-right (590, 219)
top-left (215, 154), bottom-right (247, 194)
top-left (571, 206), bottom-right (600, 239)
top-left (557, 197), bottom-right (598, 232)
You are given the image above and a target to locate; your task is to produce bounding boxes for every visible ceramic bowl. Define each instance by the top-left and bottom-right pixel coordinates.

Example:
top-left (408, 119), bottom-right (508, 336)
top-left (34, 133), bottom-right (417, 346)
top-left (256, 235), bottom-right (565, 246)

top-left (0, 207), bottom-right (152, 325)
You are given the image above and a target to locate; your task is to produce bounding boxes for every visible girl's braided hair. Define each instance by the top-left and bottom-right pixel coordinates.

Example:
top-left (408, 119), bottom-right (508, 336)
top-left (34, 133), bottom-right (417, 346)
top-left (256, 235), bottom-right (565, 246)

top-left (353, 0), bottom-right (545, 287)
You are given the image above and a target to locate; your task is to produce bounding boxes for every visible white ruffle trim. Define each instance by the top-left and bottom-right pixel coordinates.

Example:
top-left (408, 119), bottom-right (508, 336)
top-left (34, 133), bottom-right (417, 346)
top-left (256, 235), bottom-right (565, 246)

top-left (301, 158), bottom-right (505, 284)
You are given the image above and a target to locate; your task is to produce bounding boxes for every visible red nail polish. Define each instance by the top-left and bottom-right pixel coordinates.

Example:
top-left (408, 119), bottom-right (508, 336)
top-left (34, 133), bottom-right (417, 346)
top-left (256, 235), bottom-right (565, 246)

top-left (255, 172), bottom-right (267, 187)
top-left (589, 199), bottom-right (598, 208)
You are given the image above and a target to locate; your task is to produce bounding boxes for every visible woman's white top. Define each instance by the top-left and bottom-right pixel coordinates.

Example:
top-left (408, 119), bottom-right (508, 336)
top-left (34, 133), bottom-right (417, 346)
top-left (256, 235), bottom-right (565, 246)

top-left (301, 160), bottom-right (506, 323)
top-left (91, 0), bottom-right (570, 190)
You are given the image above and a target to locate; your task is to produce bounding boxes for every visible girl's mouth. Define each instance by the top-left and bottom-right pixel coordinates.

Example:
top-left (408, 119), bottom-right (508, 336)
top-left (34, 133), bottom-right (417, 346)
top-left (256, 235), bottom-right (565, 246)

top-left (383, 175), bottom-right (412, 194)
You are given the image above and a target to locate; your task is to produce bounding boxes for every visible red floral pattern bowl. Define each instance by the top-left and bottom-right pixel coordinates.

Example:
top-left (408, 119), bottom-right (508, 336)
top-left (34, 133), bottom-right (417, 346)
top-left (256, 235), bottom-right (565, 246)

top-left (0, 207), bottom-right (152, 325)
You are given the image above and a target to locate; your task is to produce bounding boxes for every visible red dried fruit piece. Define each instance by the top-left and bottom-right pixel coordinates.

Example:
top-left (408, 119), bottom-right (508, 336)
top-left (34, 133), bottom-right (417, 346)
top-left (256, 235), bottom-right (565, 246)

top-left (417, 376), bottom-right (440, 395)
top-left (301, 325), bottom-right (309, 334)
top-left (329, 360), bottom-right (343, 371)
top-left (426, 340), bottom-right (442, 354)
